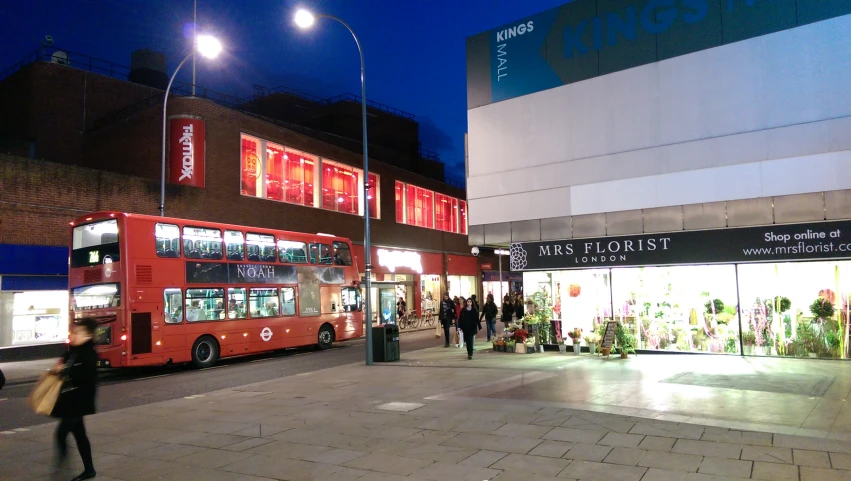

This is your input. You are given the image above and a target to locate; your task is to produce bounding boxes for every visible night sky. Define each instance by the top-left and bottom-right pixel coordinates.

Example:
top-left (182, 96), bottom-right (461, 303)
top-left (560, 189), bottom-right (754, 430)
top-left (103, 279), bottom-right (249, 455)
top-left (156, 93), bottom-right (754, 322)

top-left (0, 0), bottom-right (567, 184)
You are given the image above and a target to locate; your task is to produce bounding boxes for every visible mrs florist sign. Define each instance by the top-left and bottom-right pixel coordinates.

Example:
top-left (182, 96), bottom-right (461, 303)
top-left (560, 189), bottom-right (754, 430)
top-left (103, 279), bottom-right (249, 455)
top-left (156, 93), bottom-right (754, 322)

top-left (510, 220), bottom-right (851, 271)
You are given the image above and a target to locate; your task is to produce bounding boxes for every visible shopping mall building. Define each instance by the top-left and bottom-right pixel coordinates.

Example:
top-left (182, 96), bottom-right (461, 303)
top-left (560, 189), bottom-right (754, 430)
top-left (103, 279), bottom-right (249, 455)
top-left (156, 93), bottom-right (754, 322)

top-left (0, 48), bottom-right (483, 350)
top-left (466, 1), bottom-right (851, 357)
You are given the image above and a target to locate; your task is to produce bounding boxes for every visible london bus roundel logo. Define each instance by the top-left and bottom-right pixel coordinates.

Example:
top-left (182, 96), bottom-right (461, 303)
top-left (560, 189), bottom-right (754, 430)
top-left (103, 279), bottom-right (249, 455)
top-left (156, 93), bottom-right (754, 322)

top-left (260, 327), bottom-right (273, 342)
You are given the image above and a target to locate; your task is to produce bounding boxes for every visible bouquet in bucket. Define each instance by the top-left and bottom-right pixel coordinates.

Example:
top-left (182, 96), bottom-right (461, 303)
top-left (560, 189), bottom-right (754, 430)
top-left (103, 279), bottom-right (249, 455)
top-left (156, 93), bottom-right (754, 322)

top-left (568, 328), bottom-right (583, 343)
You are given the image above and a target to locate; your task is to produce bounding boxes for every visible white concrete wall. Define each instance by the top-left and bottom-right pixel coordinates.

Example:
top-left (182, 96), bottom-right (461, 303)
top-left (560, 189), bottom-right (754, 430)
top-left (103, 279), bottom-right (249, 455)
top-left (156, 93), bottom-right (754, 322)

top-left (467, 14), bottom-right (851, 227)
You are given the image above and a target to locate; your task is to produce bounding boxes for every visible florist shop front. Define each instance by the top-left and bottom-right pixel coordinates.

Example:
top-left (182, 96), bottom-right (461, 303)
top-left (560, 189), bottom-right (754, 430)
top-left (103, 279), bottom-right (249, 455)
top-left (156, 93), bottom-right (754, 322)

top-left (508, 220), bottom-right (851, 360)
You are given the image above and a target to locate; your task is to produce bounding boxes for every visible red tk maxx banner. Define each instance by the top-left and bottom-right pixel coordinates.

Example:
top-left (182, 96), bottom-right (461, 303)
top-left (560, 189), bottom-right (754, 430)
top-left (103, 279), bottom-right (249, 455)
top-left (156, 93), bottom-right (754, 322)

top-left (169, 118), bottom-right (205, 188)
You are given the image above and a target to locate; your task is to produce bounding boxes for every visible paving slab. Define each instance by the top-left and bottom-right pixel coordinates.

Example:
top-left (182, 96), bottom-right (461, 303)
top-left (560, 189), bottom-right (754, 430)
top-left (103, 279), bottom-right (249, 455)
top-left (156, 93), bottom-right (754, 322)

top-left (5, 345), bottom-right (851, 480)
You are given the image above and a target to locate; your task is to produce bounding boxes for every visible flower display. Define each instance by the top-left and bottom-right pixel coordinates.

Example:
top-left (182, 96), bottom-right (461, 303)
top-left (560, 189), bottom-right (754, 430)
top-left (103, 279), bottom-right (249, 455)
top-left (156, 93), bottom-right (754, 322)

top-left (569, 284), bottom-right (581, 297)
top-left (567, 328), bottom-right (582, 341)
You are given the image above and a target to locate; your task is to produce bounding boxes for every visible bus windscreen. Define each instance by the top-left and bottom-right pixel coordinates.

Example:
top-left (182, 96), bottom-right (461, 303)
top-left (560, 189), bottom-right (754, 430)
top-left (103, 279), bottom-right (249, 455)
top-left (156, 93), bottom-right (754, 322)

top-left (71, 220), bottom-right (120, 267)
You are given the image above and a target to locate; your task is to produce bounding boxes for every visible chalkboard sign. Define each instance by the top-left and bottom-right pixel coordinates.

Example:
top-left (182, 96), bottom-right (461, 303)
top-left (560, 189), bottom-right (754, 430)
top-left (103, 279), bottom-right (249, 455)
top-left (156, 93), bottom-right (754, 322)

top-left (600, 321), bottom-right (617, 350)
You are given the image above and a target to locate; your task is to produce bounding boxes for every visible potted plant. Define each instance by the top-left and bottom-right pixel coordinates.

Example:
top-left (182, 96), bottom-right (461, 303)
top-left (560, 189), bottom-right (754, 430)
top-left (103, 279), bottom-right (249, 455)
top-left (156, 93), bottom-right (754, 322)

top-left (556, 335), bottom-right (566, 353)
top-left (615, 323), bottom-right (636, 358)
top-left (741, 331), bottom-right (756, 355)
top-left (568, 328), bottom-right (582, 355)
top-left (584, 333), bottom-right (600, 355)
top-left (810, 297), bottom-right (836, 322)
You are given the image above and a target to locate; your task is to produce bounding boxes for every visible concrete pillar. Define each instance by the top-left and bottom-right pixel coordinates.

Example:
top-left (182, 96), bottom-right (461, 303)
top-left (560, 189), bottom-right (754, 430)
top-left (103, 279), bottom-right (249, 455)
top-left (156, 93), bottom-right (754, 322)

top-left (0, 289), bottom-right (15, 348)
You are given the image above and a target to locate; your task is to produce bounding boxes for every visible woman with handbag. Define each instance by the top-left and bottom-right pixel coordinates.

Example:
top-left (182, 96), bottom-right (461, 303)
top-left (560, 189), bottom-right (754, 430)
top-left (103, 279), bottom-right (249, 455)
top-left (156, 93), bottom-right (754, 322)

top-left (52, 318), bottom-right (98, 480)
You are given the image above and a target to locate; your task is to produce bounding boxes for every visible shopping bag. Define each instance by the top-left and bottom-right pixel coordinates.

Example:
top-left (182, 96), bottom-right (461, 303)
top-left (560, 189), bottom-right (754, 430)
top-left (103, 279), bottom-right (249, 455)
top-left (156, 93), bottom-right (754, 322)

top-left (454, 330), bottom-right (460, 346)
top-left (435, 324), bottom-right (441, 338)
top-left (27, 372), bottom-right (62, 416)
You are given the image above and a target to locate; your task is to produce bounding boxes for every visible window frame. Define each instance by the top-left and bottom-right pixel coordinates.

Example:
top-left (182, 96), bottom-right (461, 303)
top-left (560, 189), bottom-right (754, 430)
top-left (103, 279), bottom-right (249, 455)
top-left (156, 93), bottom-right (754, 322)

top-left (280, 287), bottom-right (297, 316)
top-left (163, 288), bottom-right (183, 324)
top-left (182, 226), bottom-right (223, 260)
top-left (225, 230), bottom-right (245, 261)
top-left (309, 243), bottom-right (333, 265)
top-left (227, 287), bottom-right (247, 320)
top-left (155, 223), bottom-right (181, 258)
top-left (278, 239), bottom-right (308, 264)
top-left (332, 241), bottom-right (353, 266)
top-left (249, 287), bottom-right (279, 318)
top-left (246, 232), bottom-right (277, 263)
top-left (185, 288), bottom-right (225, 323)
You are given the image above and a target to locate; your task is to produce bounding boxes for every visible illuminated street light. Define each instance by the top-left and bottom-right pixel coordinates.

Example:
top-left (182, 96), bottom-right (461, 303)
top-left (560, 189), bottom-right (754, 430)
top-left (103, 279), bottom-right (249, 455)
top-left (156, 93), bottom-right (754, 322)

top-left (294, 9), bottom-right (315, 29)
top-left (296, 9), bottom-right (374, 365)
top-left (160, 34), bottom-right (222, 217)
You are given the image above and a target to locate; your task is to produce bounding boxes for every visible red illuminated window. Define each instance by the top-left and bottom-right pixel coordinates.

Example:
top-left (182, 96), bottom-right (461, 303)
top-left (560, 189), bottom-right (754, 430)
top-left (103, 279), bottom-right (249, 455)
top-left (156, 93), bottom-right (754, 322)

top-left (283, 148), bottom-right (316, 207)
top-left (434, 193), bottom-right (450, 232)
top-left (265, 144), bottom-right (284, 202)
top-left (322, 160), bottom-right (360, 215)
top-left (396, 181), bottom-right (466, 234)
top-left (367, 173), bottom-right (379, 219)
top-left (395, 181), bottom-right (405, 223)
top-left (241, 135), bottom-right (260, 197)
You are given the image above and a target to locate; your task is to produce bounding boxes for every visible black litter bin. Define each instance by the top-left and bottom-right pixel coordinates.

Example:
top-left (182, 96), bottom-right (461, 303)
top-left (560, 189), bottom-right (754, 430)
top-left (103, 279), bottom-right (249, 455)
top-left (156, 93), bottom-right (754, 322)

top-left (372, 324), bottom-right (400, 362)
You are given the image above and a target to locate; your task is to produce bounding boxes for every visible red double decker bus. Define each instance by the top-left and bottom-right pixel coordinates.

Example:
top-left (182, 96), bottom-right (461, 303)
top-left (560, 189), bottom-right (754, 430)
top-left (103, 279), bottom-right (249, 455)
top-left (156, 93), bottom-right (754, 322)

top-left (68, 212), bottom-right (363, 368)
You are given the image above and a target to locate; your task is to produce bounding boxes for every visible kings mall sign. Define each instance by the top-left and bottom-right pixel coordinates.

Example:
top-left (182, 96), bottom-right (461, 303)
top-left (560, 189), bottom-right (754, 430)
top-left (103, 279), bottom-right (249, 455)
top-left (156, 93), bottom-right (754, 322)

top-left (466, 0), bottom-right (851, 108)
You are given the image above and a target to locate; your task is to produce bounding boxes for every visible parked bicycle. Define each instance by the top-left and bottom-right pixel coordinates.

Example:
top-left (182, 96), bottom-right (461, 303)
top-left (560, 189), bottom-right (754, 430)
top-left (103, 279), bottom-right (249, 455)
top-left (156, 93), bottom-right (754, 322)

top-left (397, 311), bottom-right (420, 330)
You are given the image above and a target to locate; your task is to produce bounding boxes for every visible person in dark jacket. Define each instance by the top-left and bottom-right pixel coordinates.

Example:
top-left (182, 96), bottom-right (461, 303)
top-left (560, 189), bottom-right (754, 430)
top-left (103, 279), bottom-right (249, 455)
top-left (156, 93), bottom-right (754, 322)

top-left (438, 293), bottom-right (456, 348)
top-left (470, 294), bottom-right (480, 312)
top-left (501, 294), bottom-right (514, 328)
top-left (52, 318), bottom-right (98, 480)
top-left (479, 294), bottom-right (499, 342)
top-left (458, 298), bottom-right (481, 360)
top-left (514, 293), bottom-right (525, 320)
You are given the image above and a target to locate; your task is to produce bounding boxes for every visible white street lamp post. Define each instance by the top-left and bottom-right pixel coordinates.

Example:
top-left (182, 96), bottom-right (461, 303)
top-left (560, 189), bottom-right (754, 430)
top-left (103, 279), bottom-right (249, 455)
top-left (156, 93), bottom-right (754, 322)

top-left (159, 34), bottom-right (222, 217)
top-left (296, 9), bottom-right (374, 366)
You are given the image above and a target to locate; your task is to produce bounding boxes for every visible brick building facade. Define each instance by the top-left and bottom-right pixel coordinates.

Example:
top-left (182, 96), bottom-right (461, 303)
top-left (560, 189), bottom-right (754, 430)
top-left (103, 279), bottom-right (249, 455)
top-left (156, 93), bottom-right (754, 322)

top-left (0, 55), bottom-right (491, 348)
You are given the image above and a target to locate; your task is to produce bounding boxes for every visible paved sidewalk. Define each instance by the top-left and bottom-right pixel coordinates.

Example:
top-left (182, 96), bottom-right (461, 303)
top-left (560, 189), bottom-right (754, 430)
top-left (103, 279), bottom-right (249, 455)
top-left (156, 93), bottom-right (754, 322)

top-left (3, 345), bottom-right (851, 480)
top-left (0, 358), bottom-right (55, 385)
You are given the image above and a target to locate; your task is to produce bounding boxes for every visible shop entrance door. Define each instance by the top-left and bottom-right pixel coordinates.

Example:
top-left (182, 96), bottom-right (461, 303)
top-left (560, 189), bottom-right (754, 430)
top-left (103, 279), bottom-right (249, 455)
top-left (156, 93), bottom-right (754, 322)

top-left (379, 288), bottom-right (397, 325)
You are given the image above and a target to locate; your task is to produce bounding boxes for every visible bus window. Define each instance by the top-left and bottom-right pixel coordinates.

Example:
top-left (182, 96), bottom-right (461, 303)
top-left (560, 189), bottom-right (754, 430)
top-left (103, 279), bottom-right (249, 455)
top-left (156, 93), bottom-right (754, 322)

top-left (227, 288), bottom-right (247, 319)
top-left (183, 227), bottom-right (223, 260)
top-left (156, 223), bottom-right (180, 258)
top-left (164, 288), bottom-right (183, 323)
top-left (246, 233), bottom-right (276, 262)
top-left (249, 288), bottom-right (278, 317)
top-left (281, 287), bottom-right (296, 316)
top-left (71, 219), bottom-right (120, 268)
top-left (225, 230), bottom-right (245, 261)
top-left (278, 240), bottom-right (307, 264)
top-left (310, 243), bottom-right (333, 265)
top-left (185, 288), bottom-right (224, 322)
top-left (333, 242), bottom-right (353, 266)
top-left (341, 287), bottom-right (361, 312)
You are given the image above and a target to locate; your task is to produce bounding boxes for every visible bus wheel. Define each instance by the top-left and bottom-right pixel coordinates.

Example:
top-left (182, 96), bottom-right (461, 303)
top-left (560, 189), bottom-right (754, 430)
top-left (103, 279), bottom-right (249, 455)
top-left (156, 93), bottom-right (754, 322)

top-left (318, 324), bottom-right (335, 350)
top-left (191, 336), bottom-right (219, 368)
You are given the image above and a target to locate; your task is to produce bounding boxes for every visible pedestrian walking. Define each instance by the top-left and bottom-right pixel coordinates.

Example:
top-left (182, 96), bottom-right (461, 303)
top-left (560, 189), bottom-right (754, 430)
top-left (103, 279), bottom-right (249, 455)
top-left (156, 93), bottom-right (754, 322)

top-left (514, 293), bottom-right (525, 320)
top-left (458, 298), bottom-right (481, 360)
top-left (438, 293), bottom-right (456, 347)
top-left (501, 294), bottom-right (514, 329)
top-left (480, 294), bottom-right (499, 342)
top-left (52, 318), bottom-right (98, 480)
top-left (455, 297), bottom-right (465, 348)
top-left (470, 294), bottom-right (480, 312)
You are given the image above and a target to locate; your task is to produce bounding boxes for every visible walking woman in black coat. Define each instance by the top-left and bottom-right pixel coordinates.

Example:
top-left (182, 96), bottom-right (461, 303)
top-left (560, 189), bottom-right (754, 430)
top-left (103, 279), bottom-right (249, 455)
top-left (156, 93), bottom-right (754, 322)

top-left (458, 298), bottom-right (481, 360)
top-left (501, 294), bottom-right (514, 329)
top-left (52, 318), bottom-right (98, 480)
top-left (438, 293), bottom-right (457, 347)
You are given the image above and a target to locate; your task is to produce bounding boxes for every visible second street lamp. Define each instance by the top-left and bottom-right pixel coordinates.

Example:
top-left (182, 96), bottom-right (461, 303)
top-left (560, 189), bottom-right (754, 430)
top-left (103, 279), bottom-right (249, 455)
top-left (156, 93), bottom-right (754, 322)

top-left (295, 9), bottom-right (375, 366)
top-left (159, 34), bottom-right (222, 217)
